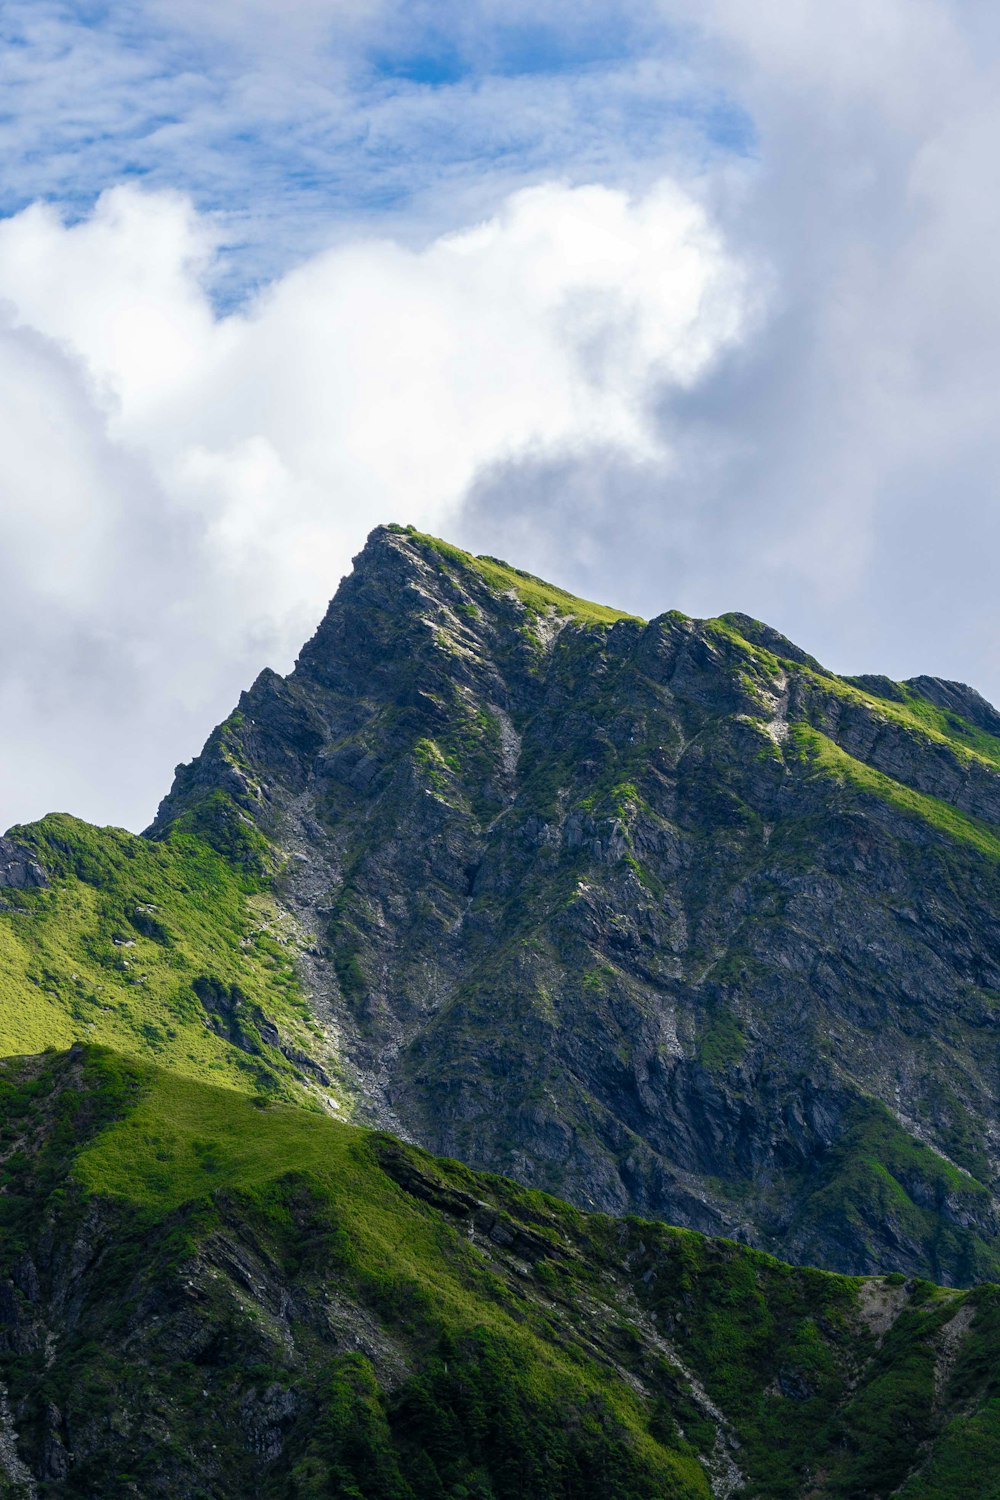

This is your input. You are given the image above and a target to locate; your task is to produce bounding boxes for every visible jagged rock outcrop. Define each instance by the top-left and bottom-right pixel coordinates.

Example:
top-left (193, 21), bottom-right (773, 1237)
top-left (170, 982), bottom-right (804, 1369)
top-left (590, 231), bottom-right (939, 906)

top-left (905, 675), bottom-right (1000, 737)
top-left (149, 525), bottom-right (1000, 1285)
top-left (0, 837), bottom-right (46, 891)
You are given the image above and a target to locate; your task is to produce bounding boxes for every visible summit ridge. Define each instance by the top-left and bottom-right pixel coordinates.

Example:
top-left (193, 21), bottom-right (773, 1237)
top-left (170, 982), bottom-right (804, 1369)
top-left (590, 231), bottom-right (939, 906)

top-left (144, 523), bottom-right (1000, 1286)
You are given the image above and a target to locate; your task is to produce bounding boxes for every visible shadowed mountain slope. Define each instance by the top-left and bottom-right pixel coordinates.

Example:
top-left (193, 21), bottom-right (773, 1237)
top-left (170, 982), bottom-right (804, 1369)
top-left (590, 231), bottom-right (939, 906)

top-left (139, 524), bottom-right (1000, 1287)
top-left (3, 1045), bottom-right (1000, 1499)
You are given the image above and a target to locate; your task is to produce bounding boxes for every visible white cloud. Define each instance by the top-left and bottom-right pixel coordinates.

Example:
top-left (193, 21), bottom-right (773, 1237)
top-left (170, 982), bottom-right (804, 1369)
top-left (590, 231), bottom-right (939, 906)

top-left (0, 0), bottom-right (725, 298)
top-left (0, 176), bottom-right (745, 830)
top-left (458, 0), bottom-right (1000, 709)
top-left (5, 0), bottom-right (1000, 838)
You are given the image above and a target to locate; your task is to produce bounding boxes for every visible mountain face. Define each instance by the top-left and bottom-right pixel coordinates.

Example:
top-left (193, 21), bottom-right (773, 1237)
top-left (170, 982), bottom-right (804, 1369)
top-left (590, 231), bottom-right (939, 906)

top-left (139, 524), bottom-right (1000, 1288)
top-left (4, 1044), bottom-right (1000, 1500)
top-left (2, 524), bottom-right (1000, 1496)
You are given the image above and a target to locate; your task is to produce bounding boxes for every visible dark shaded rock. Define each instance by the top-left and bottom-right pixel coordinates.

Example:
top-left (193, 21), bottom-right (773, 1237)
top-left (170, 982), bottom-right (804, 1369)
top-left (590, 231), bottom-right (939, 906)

top-left (148, 526), bottom-right (1000, 1286)
top-left (0, 837), bottom-right (47, 890)
top-left (907, 674), bottom-right (1000, 737)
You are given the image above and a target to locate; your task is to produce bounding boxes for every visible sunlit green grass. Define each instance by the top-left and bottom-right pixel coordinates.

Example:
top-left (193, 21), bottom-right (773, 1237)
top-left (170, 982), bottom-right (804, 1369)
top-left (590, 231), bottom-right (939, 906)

top-left (402, 526), bottom-right (643, 626)
top-left (72, 1053), bottom-right (709, 1499)
top-left (7, 1046), bottom-right (1000, 1500)
top-left (790, 725), bottom-right (1000, 862)
top-left (712, 613), bottom-right (1000, 774)
top-left (0, 813), bottom-right (335, 1104)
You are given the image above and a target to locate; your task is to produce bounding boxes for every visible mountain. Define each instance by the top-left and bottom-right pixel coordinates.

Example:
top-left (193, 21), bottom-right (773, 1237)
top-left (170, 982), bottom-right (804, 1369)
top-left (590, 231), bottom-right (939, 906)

top-left (4, 1043), bottom-right (1000, 1499)
top-left (3, 523), bottom-right (1000, 1494)
top-left (136, 523), bottom-right (1000, 1287)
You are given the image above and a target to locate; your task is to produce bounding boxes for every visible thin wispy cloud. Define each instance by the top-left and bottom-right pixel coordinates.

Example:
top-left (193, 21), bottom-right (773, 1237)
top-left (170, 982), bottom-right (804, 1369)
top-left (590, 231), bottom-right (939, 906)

top-left (0, 1), bottom-right (744, 296)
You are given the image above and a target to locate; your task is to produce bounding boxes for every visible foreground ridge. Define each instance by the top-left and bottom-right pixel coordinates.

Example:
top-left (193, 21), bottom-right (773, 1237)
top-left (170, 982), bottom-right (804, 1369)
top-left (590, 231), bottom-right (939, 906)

top-left (1, 1045), bottom-right (999, 1498)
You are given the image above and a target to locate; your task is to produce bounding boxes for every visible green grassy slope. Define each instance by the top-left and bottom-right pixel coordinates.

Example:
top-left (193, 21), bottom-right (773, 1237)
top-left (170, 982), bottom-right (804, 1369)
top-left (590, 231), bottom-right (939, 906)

top-left (2, 1047), bottom-right (1000, 1498)
top-left (714, 613), bottom-right (1000, 779)
top-left (401, 526), bottom-right (643, 627)
top-left (0, 813), bottom-right (339, 1108)
top-left (789, 726), bottom-right (1000, 861)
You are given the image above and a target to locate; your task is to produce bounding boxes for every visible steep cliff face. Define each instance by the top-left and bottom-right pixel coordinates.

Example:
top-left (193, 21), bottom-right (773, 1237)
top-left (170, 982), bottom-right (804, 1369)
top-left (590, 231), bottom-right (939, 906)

top-left (150, 525), bottom-right (1000, 1285)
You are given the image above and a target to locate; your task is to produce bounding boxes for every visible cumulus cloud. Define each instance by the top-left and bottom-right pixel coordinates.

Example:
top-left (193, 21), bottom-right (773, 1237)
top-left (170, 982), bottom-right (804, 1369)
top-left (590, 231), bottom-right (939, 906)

top-left (0, 176), bottom-right (745, 830)
top-left (457, 0), bottom-right (1000, 708)
top-left (4, 0), bottom-right (1000, 835)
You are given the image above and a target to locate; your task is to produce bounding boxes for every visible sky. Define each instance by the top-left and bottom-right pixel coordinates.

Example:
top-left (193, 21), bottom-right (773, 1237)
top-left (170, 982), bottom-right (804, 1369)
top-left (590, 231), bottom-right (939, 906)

top-left (0, 0), bottom-right (998, 831)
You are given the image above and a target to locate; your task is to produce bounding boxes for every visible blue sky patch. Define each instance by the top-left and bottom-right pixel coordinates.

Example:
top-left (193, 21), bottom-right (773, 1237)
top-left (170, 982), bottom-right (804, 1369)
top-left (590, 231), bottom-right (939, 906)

top-left (0, 0), bottom-right (750, 301)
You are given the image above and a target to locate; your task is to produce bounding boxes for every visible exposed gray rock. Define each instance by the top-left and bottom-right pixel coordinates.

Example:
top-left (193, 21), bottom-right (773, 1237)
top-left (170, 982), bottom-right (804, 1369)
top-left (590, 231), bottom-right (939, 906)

top-left (906, 674), bottom-right (1000, 737)
top-left (0, 838), bottom-right (47, 891)
top-left (148, 526), bottom-right (1000, 1285)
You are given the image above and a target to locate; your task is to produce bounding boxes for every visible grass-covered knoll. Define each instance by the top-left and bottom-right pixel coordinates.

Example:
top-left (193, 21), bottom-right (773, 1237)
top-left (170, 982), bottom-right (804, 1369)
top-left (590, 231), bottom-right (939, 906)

top-left (397, 524), bottom-right (643, 627)
top-left (5, 1047), bottom-right (1000, 1499)
top-left (0, 813), bottom-right (337, 1107)
top-left (789, 726), bottom-right (1000, 863)
top-left (75, 1063), bottom-right (344, 1210)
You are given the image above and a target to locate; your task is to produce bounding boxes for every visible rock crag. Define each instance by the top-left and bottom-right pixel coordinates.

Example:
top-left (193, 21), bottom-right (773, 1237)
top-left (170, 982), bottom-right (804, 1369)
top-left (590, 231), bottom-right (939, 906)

top-left (149, 526), bottom-right (1000, 1286)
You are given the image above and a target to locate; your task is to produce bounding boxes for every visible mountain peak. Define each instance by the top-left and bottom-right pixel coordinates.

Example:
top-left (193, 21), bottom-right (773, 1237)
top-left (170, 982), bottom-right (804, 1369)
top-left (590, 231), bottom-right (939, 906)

top-left (717, 610), bottom-right (827, 671)
top-left (343, 522), bottom-right (642, 625)
top-left (136, 524), bottom-right (1000, 1286)
top-left (5, 535), bottom-right (1000, 1496)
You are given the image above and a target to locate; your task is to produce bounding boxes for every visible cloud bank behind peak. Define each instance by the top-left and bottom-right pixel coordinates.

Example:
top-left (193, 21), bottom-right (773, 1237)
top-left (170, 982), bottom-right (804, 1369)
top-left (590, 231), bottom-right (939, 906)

top-left (0, 175), bottom-right (743, 829)
top-left (2, 0), bottom-right (999, 831)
